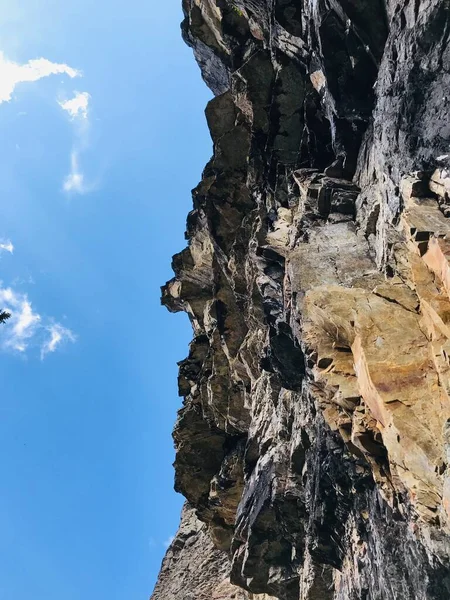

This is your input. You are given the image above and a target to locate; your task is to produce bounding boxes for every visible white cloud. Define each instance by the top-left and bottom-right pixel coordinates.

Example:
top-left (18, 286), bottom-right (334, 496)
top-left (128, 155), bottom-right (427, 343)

top-left (0, 287), bottom-right (41, 351)
top-left (60, 93), bottom-right (93, 195)
top-left (0, 285), bottom-right (75, 357)
top-left (0, 52), bottom-right (91, 196)
top-left (63, 151), bottom-right (86, 194)
top-left (14, 299), bottom-right (41, 339)
top-left (0, 240), bottom-right (14, 254)
top-left (58, 91), bottom-right (90, 120)
top-left (40, 324), bottom-right (76, 359)
top-left (0, 52), bottom-right (79, 104)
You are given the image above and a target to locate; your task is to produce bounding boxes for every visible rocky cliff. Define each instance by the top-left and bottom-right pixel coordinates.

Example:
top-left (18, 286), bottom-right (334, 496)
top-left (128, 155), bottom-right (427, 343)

top-left (151, 1), bottom-right (450, 598)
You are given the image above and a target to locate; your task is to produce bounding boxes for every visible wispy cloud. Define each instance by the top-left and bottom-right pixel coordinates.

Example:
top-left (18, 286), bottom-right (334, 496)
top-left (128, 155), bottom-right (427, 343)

top-left (63, 151), bottom-right (85, 194)
top-left (0, 240), bottom-right (14, 254)
top-left (0, 285), bottom-right (75, 357)
top-left (59, 91), bottom-right (92, 195)
top-left (58, 91), bottom-right (90, 120)
top-left (40, 324), bottom-right (76, 359)
top-left (0, 287), bottom-right (41, 352)
top-left (0, 52), bottom-right (79, 104)
top-left (0, 52), bottom-right (90, 196)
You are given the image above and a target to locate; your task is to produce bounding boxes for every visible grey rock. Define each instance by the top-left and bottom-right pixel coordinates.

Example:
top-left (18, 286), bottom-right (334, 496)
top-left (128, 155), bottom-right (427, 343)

top-left (152, 1), bottom-right (450, 598)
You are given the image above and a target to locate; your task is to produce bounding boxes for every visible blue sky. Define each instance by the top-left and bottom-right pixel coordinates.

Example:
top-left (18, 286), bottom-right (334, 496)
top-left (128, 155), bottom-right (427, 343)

top-left (0, 1), bottom-right (212, 598)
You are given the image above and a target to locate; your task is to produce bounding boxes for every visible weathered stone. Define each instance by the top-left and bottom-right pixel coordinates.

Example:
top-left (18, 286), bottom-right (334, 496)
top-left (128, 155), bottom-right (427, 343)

top-left (151, 503), bottom-right (276, 600)
top-left (152, 1), bottom-right (450, 598)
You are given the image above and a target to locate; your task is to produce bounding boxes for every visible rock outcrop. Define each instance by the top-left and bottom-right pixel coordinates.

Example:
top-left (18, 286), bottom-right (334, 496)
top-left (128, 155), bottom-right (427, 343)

top-left (152, 503), bottom-right (276, 600)
top-left (152, 1), bottom-right (450, 598)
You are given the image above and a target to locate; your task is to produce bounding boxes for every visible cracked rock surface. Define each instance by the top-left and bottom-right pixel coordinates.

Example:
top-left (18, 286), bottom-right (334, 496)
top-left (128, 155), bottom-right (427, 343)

top-left (152, 1), bottom-right (450, 598)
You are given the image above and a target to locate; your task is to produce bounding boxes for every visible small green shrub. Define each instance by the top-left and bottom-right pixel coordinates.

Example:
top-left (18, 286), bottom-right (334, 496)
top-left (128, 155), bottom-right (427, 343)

top-left (231, 4), bottom-right (244, 17)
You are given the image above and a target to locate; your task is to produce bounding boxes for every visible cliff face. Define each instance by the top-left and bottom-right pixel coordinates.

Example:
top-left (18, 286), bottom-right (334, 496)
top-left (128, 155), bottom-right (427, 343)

top-left (152, 1), bottom-right (450, 598)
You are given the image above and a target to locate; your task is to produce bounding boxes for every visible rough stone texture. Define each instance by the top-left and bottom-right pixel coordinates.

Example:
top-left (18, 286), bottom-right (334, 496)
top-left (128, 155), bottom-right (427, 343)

top-left (152, 503), bottom-right (275, 600)
top-left (152, 1), bottom-right (450, 598)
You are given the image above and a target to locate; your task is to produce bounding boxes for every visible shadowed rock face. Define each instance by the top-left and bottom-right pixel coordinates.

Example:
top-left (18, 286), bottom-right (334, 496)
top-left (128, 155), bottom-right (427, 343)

top-left (152, 1), bottom-right (450, 599)
top-left (151, 503), bottom-right (275, 600)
